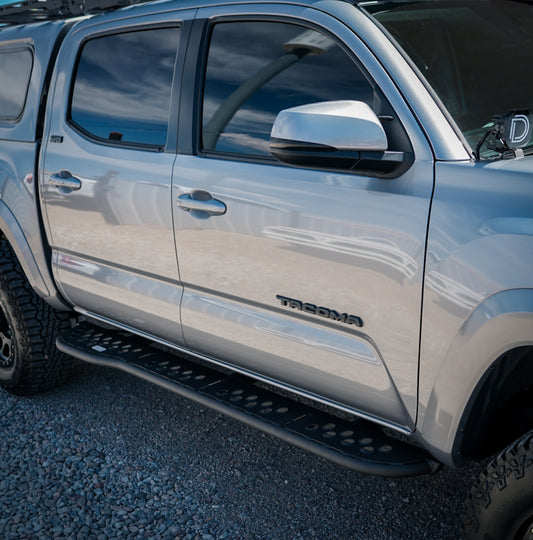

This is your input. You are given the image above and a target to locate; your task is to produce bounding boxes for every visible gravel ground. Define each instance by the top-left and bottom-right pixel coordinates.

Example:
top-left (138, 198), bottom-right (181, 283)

top-left (0, 362), bottom-right (485, 539)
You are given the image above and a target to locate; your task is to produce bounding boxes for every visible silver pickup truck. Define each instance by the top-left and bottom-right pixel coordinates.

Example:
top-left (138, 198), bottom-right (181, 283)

top-left (0, 0), bottom-right (532, 537)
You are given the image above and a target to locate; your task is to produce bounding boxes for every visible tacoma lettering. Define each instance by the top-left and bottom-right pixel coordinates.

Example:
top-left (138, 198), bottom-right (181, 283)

top-left (276, 295), bottom-right (363, 327)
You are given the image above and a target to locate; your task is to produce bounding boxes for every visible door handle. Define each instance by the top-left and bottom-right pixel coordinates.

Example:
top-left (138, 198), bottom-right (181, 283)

top-left (50, 170), bottom-right (82, 192)
top-left (177, 190), bottom-right (227, 217)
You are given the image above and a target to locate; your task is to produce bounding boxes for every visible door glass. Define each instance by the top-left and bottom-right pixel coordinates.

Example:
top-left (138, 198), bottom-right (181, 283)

top-left (202, 21), bottom-right (376, 156)
top-left (70, 27), bottom-right (179, 148)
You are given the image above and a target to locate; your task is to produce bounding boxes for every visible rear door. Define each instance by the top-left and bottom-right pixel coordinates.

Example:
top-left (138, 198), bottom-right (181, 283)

top-left (41, 12), bottom-right (193, 344)
top-left (172, 5), bottom-right (434, 429)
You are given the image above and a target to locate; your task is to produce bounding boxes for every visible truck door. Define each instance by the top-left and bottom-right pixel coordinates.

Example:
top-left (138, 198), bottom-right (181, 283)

top-left (172, 9), bottom-right (434, 429)
top-left (41, 16), bottom-right (191, 344)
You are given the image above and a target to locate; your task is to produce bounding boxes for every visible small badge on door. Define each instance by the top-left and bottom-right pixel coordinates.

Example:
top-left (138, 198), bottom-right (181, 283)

top-left (276, 294), bottom-right (363, 328)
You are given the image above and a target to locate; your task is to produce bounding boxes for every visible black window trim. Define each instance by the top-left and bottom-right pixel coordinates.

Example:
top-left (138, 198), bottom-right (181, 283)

top-left (190, 14), bottom-right (384, 165)
top-left (0, 44), bottom-right (34, 124)
top-left (66, 22), bottom-right (184, 153)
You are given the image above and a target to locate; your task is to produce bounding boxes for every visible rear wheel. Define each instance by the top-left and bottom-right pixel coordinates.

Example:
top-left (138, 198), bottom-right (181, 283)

top-left (463, 430), bottom-right (533, 540)
top-left (0, 239), bottom-right (73, 395)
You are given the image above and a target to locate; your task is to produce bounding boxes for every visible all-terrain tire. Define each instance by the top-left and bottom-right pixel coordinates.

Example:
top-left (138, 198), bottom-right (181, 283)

top-left (0, 239), bottom-right (73, 395)
top-left (463, 430), bottom-right (533, 540)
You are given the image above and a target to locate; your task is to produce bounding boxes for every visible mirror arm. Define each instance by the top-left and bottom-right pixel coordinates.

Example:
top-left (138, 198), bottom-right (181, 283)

top-left (270, 138), bottom-right (411, 178)
top-left (354, 151), bottom-right (411, 177)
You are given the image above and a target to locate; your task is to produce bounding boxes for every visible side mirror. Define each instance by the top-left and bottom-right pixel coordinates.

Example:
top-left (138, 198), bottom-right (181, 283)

top-left (270, 101), bottom-right (408, 177)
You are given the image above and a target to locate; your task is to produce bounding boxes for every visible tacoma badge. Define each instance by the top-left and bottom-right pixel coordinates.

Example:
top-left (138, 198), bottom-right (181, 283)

top-left (276, 295), bottom-right (363, 327)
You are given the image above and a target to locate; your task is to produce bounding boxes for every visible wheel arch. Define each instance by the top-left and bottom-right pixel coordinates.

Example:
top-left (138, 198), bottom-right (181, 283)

top-left (419, 289), bottom-right (533, 466)
top-left (457, 345), bottom-right (533, 462)
top-left (0, 199), bottom-right (50, 298)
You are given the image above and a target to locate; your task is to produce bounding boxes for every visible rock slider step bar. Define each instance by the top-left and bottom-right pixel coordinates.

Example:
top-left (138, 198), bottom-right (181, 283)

top-left (57, 322), bottom-right (440, 477)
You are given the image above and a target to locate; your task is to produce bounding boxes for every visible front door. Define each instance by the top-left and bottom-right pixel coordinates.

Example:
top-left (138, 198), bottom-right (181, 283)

top-left (172, 11), bottom-right (434, 429)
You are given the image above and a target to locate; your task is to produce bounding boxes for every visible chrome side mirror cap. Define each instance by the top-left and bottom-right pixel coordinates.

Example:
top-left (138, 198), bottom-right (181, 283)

top-left (270, 101), bottom-right (409, 177)
top-left (271, 100), bottom-right (388, 151)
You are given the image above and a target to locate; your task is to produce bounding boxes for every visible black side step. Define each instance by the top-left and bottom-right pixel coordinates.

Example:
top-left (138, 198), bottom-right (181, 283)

top-left (57, 322), bottom-right (440, 477)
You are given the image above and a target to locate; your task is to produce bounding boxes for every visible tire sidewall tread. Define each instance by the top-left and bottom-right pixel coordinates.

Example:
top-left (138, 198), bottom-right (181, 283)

top-left (0, 239), bottom-right (72, 395)
top-left (463, 430), bottom-right (533, 540)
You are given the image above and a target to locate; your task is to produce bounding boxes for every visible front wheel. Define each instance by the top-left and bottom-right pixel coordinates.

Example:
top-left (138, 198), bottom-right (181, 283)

top-left (463, 430), bottom-right (533, 540)
top-left (0, 239), bottom-right (73, 395)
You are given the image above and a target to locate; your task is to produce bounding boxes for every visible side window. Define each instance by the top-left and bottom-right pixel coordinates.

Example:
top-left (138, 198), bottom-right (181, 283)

top-left (70, 27), bottom-right (179, 148)
top-left (202, 21), bottom-right (376, 157)
top-left (0, 48), bottom-right (33, 122)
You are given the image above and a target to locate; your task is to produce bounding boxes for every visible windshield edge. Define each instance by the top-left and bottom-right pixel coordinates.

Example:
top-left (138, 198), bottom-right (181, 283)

top-left (357, 3), bottom-right (475, 161)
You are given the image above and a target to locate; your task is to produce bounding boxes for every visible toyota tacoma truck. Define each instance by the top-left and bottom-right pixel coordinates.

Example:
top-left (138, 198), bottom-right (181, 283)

top-left (0, 0), bottom-right (532, 537)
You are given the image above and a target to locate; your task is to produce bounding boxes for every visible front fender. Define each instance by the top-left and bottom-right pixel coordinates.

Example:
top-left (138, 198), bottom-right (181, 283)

top-left (418, 289), bottom-right (533, 466)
